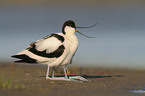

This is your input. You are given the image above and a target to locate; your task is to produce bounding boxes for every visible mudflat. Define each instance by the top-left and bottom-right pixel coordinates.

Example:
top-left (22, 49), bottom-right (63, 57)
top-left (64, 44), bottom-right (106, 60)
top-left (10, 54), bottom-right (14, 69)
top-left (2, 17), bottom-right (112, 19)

top-left (0, 63), bottom-right (145, 96)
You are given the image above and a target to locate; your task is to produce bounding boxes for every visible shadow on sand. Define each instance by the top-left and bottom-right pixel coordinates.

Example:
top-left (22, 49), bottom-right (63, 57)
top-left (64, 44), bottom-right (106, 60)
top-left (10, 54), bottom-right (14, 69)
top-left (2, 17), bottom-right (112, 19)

top-left (40, 75), bottom-right (123, 79)
top-left (82, 75), bottom-right (123, 79)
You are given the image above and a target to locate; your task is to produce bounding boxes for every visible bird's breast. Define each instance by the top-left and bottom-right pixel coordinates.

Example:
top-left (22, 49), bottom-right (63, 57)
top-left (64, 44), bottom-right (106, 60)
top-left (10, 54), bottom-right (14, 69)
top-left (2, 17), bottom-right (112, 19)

top-left (60, 35), bottom-right (78, 65)
top-left (65, 35), bottom-right (78, 53)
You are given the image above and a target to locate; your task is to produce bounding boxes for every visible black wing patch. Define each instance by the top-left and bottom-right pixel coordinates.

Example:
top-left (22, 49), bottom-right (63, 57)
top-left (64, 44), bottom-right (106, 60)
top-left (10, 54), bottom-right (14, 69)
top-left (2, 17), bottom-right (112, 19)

top-left (11, 54), bottom-right (37, 63)
top-left (29, 44), bottom-right (65, 58)
top-left (44, 33), bottom-right (64, 43)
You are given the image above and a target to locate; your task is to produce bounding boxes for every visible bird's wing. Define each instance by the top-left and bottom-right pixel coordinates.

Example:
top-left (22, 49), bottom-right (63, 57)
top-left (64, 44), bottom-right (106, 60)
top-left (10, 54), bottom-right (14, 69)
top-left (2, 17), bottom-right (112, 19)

top-left (11, 33), bottom-right (66, 64)
top-left (15, 33), bottom-right (65, 57)
top-left (29, 33), bottom-right (64, 56)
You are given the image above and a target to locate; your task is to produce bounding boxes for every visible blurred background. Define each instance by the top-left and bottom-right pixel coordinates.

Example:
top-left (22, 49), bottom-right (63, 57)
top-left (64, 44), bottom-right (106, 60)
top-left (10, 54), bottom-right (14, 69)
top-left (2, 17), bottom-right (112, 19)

top-left (0, 0), bottom-right (145, 69)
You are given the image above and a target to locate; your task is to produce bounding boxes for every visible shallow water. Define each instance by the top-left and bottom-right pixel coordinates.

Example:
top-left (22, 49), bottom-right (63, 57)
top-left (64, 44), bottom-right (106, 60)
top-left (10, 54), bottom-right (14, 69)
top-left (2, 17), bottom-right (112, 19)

top-left (131, 89), bottom-right (145, 94)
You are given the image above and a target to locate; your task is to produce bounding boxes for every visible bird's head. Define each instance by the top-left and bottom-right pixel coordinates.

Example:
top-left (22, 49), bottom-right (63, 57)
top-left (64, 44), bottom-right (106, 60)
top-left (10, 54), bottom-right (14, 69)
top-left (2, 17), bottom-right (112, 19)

top-left (62, 20), bottom-right (97, 38)
top-left (62, 20), bottom-right (76, 35)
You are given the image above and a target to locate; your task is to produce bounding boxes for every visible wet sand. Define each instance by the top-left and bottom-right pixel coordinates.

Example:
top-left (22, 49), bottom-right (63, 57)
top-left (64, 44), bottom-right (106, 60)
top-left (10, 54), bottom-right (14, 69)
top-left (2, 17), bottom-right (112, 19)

top-left (0, 63), bottom-right (145, 96)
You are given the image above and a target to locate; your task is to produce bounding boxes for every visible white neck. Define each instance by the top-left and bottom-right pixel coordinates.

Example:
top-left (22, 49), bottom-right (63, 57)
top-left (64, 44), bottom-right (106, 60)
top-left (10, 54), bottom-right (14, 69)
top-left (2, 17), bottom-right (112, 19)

top-left (64, 26), bottom-right (76, 37)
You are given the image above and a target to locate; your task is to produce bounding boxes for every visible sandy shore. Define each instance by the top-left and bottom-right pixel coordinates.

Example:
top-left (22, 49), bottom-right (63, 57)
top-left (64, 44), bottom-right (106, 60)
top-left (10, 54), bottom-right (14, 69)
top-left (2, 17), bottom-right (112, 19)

top-left (0, 63), bottom-right (145, 96)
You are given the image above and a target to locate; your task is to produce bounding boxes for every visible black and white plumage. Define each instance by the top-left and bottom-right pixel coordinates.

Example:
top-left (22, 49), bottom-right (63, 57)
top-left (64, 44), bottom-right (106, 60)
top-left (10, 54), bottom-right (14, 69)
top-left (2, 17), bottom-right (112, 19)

top-left (12, 20), bottom-right (96, 82)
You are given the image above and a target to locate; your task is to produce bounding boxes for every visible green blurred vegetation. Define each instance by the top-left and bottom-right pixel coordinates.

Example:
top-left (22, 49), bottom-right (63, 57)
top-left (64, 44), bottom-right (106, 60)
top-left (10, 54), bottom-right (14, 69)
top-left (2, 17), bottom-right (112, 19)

top-left (0, 77), bottom-right (12, 89)
top-left (0, 77), bottom-right (25, 90)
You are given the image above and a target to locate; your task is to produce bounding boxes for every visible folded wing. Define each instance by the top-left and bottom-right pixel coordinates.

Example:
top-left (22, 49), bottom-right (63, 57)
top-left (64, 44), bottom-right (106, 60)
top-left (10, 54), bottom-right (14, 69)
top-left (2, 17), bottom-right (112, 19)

top-left (11, 33), bottom-right (65, 64)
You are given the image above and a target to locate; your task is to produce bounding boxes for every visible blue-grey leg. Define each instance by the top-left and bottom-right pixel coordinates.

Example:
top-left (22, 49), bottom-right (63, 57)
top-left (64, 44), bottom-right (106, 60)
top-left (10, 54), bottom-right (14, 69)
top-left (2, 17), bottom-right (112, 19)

top-left (63, 66), bottom-right (88, 81)
top-left (63, 66), bottom-right (68, 79)
top-left (51, 67), bottom-right (55, 78)
top-left (46, 65), bottom-right (51, 79)
top-left (69, 76), bottom-right (89, 81)
top-left (46, 65), bottom-right (69, 80)
top-left (46, 65), bottom-right (55, 79)
top-left (46, 65), bottom-right (87, 82)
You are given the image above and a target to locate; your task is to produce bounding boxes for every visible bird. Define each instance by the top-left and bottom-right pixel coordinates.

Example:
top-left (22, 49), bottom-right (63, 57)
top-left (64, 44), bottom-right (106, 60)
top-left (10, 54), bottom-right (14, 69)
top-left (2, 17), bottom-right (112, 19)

top-left (11, 20), bottom-right (97, 82)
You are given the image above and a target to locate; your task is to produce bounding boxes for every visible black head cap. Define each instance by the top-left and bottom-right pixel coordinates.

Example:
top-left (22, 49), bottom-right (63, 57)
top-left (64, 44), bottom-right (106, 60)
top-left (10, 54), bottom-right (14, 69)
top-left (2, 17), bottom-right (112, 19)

top-left (62, 20), bottom-right (76, 34)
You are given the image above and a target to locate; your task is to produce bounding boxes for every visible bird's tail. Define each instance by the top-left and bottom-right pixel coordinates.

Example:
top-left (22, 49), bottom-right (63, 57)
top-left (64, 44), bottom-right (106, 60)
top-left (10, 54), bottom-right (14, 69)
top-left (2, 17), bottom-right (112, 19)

top-left (11, 54), bottom-right (37, 63)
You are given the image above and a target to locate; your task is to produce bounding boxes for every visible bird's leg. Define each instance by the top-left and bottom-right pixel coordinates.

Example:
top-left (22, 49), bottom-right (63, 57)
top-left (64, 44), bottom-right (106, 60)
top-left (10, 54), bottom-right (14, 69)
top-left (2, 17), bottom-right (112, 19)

top-left (63, 66), bottom-right (68, 79)
top-left (51, 67), bottom-right (55, 78)
top-left (46, 65), bottom-right (51, 79)
top-left (67, 66), bottom-right (88, 81)
top-left (69, 76), bottom-right (88, 81)
top-left (46, 65), bottom-right (87, 82)
top-left (63, 66), bottom-right (88, 82)
top-left (46, 65), bottom-right (68, 80)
